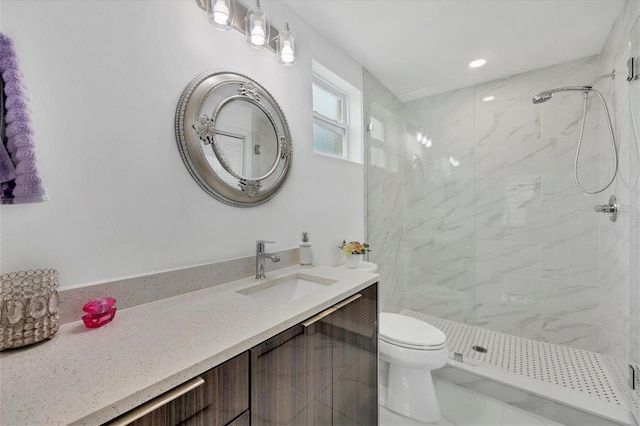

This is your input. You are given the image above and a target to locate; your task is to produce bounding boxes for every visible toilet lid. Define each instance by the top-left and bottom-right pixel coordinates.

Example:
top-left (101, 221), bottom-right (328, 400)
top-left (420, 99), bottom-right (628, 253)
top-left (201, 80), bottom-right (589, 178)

top-left (379, 313), bottom-right (446, 348)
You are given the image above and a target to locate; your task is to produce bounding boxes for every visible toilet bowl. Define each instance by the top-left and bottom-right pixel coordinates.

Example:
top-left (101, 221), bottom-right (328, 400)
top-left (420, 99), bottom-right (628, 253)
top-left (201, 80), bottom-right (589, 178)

top-left (379, 313), bottom-right (448, 424)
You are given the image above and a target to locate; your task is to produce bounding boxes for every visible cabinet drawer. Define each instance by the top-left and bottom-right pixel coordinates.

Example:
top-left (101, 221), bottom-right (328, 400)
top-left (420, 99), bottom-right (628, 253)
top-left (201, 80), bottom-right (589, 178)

top-left (107, 377), bottom-right (205, 426)
top-left (198, 351), bottom-right (249, 425)
top-left (106, 352), bottom-right (249, 426)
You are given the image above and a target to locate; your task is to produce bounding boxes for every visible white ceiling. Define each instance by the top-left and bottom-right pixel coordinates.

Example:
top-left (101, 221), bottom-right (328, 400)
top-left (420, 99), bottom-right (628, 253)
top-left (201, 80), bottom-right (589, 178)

top-left (284, 0), bottom-right (626, 101)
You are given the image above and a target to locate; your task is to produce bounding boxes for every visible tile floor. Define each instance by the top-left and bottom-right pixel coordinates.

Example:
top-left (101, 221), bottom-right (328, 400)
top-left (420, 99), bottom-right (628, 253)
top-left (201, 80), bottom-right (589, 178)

top-left (401, 310), bottom-right (636, 424)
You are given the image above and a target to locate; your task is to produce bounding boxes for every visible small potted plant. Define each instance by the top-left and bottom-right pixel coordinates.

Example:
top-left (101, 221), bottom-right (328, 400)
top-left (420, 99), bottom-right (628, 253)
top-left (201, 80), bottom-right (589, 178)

top-left (339, 240), bottom-right (371, 269)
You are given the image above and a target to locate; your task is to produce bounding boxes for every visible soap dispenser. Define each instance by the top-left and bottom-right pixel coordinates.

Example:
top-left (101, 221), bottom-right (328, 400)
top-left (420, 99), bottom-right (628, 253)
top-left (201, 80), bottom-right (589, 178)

top-left (299, 232), bottom-right (313, 267)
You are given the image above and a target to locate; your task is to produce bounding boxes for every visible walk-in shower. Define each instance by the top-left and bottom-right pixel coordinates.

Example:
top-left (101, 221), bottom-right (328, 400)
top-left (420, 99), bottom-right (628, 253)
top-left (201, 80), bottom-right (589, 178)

top-left (365, 2), bottom-right (640, 424)
top-left (532, 71), bottom-right (618, 194)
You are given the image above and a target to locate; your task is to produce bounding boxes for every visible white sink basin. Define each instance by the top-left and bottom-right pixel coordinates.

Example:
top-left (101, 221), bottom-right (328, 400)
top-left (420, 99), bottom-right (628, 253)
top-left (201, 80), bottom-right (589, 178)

top-left (237, 273), bottom-right (338, 302)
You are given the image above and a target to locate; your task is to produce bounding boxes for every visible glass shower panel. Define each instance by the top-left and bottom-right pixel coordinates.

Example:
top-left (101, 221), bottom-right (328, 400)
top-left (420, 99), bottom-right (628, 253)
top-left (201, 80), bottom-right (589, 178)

top-left (364, 68), bottom-right (479, 324)
top-left (364, 66), bottom-right (481, 366)
top-left (400, 87), bottom-right (477, 328)
top-left (628, 13), bottom-right (640, 424)
top-left (364, 70), bottom-right (406, 314)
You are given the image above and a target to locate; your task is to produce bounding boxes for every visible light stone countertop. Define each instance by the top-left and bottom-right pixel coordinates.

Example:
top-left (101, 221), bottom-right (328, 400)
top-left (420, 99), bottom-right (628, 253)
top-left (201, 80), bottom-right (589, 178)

top-left (0, 265), bottom-right (379, 426)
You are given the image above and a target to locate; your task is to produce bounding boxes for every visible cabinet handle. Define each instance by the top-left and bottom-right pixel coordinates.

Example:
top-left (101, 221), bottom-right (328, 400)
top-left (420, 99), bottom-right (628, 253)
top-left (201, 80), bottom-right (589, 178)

top-left (302, 307), bottom-right (338, 327)
top-left (332, 293), bottom-right (362, 310)
top-left (301, 293), bottom-right (362, 328)
top-left (108, 376), bottom-right (205, 426)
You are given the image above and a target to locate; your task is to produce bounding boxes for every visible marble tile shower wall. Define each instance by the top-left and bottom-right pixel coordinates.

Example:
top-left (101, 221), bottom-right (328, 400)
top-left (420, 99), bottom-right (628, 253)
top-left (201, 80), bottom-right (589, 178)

top-left (402, 55), bottom-right (607, 352)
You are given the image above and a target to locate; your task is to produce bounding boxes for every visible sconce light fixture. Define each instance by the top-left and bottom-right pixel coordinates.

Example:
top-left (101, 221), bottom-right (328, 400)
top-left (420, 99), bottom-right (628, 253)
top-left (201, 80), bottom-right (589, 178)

top-left (276, 23), bottom-right (296, 66)
top-left (196, 0), bottom-right (296, 66)
top-left (245, 0), bottom-right (270, 49)
top-left (208, 0), bottom-right (234, 30)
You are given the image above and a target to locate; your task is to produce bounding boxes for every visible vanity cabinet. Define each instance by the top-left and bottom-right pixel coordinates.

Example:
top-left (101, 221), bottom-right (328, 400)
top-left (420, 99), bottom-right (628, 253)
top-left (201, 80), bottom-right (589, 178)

top-left (106, 351), bottom-right (249, 426)
top-left (104, 284), bottom-right (377, 426)
top-left (251, 283), bottom-right (378, 425)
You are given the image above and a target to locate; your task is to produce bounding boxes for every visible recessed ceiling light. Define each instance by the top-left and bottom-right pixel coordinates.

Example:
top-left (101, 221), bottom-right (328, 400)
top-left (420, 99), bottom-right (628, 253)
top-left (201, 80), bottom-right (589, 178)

top-left (482, 96), bottom-right (495, 102)
top-left (449, 156), bottom-right (460, 167)
top-left (469, 59), bottom-right (486, 68)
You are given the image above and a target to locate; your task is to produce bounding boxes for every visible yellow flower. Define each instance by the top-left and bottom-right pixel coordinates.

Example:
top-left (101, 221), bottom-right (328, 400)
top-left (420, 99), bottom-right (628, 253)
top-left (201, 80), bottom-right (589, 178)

top-left (339, 240), bottom-right (371, 255)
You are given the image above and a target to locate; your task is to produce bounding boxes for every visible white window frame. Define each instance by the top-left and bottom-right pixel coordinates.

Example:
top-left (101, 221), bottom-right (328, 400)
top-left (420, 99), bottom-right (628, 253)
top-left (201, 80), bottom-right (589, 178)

top-left (311, 60), bottom-right (363, 164)
top-left (312, 75), bottom-right (350, 158)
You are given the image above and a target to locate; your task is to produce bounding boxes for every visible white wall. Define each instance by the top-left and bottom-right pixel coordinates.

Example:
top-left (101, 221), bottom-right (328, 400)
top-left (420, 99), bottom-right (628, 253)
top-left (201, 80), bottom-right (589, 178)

top-left (0, 0), bottom-right (365, 288)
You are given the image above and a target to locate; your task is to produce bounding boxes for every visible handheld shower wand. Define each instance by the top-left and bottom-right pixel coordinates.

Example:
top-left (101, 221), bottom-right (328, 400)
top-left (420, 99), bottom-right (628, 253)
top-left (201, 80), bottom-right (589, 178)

top-left (531, 71), bottom-right (617, 194)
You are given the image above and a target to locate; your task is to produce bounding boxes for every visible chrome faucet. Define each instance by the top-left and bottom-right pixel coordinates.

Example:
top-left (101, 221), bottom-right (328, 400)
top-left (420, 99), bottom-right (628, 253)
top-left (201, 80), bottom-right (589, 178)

top-left (256, 240), bottom-right (281, 279)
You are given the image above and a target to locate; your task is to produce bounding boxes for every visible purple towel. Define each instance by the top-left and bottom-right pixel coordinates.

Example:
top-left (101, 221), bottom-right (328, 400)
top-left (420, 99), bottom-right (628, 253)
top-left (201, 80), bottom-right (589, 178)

top-left (0, 32), bottom-right (47, 204)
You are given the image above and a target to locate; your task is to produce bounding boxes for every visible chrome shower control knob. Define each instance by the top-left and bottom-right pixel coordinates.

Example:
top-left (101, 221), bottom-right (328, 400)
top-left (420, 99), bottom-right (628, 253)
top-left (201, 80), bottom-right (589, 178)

top-left (593, 195), bottom-right (618, 222)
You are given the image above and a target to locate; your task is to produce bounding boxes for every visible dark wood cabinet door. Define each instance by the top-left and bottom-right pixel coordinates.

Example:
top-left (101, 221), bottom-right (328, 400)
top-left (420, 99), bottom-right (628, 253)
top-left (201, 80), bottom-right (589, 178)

top-left (322, 284), bottom-right (378, 426)
top-left (251, 283), bottom-right (378, 426)
top-left (197, 351), bottom-right (249, 426)
top-left (225, 410), bottom-right (250, 426)
top-left (251, 323), bottom-right (330, 425)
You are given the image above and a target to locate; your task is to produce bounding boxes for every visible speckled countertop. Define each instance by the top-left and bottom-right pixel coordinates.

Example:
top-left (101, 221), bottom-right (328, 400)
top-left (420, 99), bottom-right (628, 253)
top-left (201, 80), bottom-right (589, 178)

top-left (0, 265), bottom-right (378, 426)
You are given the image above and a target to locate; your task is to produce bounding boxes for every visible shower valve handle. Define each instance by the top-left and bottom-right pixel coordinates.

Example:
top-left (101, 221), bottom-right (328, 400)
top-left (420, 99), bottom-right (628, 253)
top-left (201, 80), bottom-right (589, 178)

top-left (593, 195), bottom-right (618, 222)
top-left (594, 204), bottom-right (615, 213)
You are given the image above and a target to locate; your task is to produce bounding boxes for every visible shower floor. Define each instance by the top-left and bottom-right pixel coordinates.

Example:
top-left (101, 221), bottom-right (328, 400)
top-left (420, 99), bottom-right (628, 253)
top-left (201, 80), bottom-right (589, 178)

top-left (402, 309), bottom-right (638, 425)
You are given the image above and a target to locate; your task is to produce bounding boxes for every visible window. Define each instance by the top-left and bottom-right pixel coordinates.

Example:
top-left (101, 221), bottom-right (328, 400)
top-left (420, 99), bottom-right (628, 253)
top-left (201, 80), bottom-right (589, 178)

top-left (312, 77), bottom-right (348, 157)
top-left (311, 60), bottom-right (362, 163)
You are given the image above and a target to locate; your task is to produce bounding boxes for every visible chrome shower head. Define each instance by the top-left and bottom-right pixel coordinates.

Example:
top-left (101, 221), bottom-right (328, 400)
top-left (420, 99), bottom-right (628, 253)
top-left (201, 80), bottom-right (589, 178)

top-left (531, 86), bottom-right (591, 104)
top-left (532, 92), bottom-right (553, 104)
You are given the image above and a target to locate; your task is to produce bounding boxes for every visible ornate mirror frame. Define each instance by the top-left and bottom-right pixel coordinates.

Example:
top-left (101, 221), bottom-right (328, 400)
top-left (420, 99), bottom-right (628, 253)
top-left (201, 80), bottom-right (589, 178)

top-left (175, 71), bottom-right (292, 207)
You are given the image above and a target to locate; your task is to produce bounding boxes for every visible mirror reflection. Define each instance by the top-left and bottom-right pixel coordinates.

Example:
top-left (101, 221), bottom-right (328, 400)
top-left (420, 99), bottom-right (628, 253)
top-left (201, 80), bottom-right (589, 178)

top-left (176, 71), bottom-right (292, 207)
top-left (202, 99), bottom-right (278, 185)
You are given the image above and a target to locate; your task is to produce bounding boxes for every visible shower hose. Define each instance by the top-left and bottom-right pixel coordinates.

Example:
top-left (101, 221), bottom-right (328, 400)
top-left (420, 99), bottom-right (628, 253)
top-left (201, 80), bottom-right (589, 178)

top-left (574, 87), bottom-right (618, 194)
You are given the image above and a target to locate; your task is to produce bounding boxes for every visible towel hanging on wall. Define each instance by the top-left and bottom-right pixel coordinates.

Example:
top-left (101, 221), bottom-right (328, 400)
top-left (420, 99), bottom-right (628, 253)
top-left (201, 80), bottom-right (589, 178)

top-left (0, 32), bottom-right (47, 204)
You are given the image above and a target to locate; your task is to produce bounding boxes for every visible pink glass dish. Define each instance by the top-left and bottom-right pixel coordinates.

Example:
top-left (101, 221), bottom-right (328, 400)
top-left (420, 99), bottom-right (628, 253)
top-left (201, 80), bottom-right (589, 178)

top-left (82, 298), bottom-right (117, 328)
top-left (82, 297), bottom-right (116, 314)
top-left (82, 308), bottom-right (117, 328)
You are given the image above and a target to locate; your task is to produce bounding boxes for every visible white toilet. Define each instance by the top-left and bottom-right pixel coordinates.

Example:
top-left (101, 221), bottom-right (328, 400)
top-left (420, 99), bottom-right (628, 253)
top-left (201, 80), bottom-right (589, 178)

top-left (379, 312), bottom-right (448, 423)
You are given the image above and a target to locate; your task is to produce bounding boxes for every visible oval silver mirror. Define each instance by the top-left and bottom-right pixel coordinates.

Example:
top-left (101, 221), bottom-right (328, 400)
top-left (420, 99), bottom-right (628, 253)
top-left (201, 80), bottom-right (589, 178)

top-left (176, 71), bottom-right (292, 207)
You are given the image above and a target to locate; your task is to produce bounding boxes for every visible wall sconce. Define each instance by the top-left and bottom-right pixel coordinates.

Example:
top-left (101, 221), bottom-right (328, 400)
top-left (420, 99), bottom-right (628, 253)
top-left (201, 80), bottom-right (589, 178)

top-left (195, 0), bottom-right (296, 66)
top-left (208, 0), bottom-right (234, 30)
top-left (245, 0), bottom-right (270, 49)
top-left (276, 23), bottom-right (296, 66)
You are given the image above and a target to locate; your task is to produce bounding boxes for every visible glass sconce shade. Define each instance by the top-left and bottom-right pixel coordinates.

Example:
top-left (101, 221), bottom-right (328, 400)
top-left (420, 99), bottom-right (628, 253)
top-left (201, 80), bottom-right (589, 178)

top-left (277, 23), bottom-right (296, 66)
top-left (246, 0), bottom-right (270, 49)
top-left (208, 0), bottom-right (234, 30)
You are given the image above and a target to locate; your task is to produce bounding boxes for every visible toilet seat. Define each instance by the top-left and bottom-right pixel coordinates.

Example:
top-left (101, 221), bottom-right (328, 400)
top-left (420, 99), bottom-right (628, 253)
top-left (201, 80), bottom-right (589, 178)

top-left (380, 313), bottom-right (446, 350)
